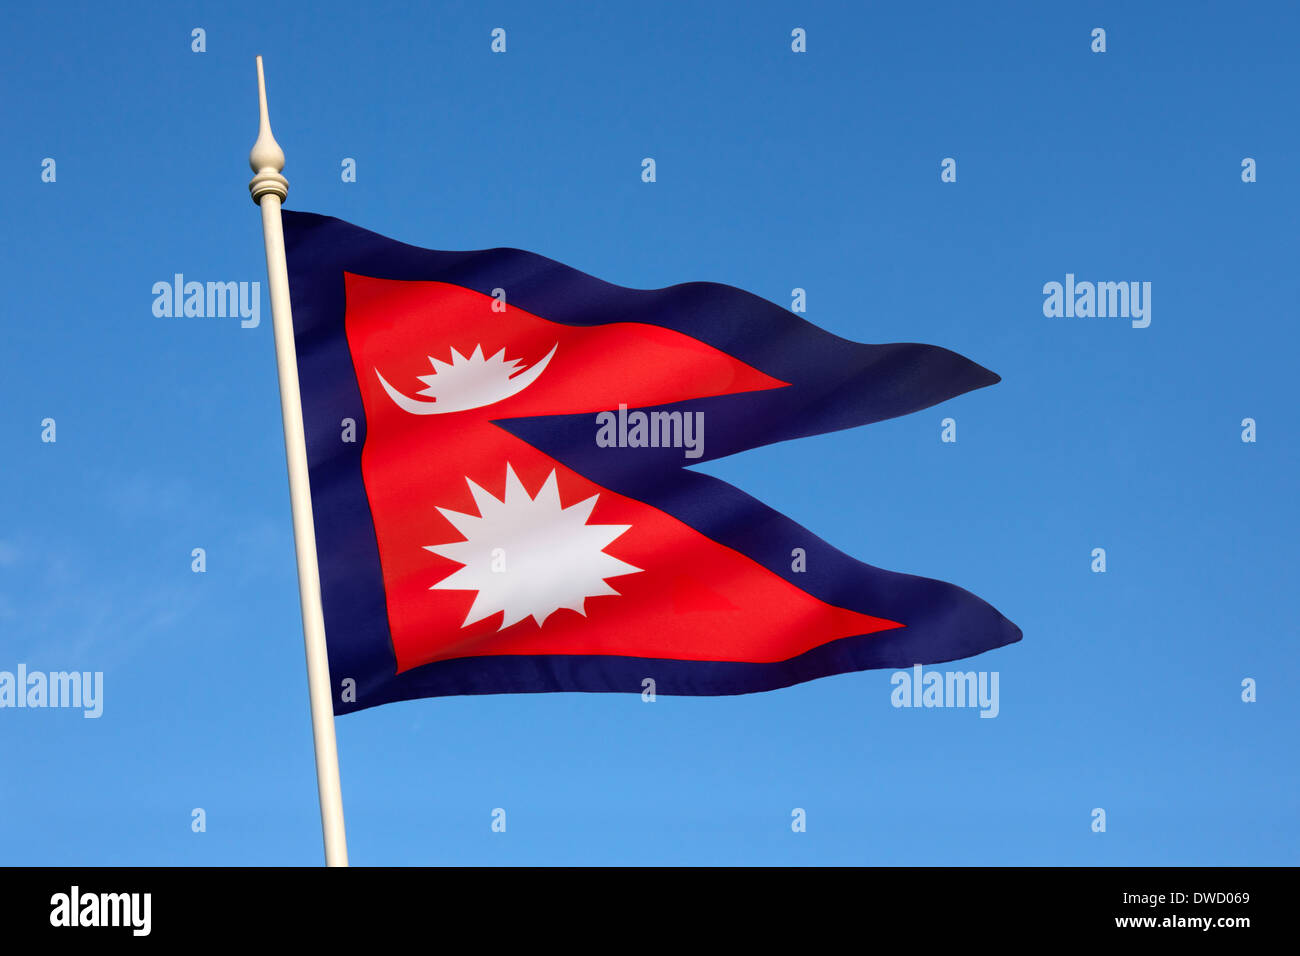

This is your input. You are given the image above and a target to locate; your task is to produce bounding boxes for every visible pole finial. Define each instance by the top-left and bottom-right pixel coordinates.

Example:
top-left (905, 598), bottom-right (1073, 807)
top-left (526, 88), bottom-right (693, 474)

top-left (249, 55), bottom-right (289, 204)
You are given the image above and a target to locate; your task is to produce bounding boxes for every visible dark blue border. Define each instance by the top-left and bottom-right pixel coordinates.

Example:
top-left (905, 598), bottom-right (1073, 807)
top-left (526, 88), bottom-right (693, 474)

top-left (283, 210), bottom-right (1021, 714)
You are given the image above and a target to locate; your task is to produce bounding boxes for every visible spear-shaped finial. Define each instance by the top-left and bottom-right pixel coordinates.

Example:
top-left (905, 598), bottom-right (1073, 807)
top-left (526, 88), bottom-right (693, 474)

top-left (249, 55), bottom-right (289, 205)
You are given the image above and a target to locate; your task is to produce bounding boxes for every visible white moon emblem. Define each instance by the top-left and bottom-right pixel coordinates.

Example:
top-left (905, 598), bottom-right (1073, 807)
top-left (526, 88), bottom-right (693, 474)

top-left (375, 342), bottom-right (557, 415)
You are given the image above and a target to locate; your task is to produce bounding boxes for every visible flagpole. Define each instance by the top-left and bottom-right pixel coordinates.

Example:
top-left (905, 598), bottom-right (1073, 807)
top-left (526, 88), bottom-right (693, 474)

top-left (248, 55), bottom-right (349, 867)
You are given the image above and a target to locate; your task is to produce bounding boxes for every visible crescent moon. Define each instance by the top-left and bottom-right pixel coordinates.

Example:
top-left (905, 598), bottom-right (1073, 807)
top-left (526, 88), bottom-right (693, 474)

top-left (374, 343), bottom-right (558, 415)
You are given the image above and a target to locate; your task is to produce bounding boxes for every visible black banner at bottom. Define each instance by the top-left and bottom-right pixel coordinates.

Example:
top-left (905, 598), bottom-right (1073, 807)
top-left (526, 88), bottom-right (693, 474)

top-left (0, 866), bottom-right (1283, 942)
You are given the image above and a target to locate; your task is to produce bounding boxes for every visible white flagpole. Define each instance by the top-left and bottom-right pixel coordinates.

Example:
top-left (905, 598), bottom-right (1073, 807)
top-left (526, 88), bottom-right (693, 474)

top-left (248, 55), bottom-right (349, 867)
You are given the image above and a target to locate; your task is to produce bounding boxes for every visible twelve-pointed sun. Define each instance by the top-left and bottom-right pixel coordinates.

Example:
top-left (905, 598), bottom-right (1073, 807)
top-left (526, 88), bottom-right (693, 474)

top-left (425, 464), bottom-right (642, 630)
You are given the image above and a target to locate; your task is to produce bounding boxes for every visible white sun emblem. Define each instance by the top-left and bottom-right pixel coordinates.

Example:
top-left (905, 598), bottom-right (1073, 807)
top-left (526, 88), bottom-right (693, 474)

top-left (425, 464), bottom-right (642, 630)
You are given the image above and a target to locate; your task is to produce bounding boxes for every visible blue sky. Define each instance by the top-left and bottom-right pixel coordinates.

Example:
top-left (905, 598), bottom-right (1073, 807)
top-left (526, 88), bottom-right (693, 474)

top-left (1, 0), bottom-right (1296, 865)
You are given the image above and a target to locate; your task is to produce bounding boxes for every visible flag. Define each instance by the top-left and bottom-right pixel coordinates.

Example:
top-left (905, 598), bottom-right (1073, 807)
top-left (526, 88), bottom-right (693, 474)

top-left (283, 211), bottom-right (1020, 714)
